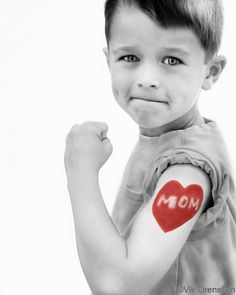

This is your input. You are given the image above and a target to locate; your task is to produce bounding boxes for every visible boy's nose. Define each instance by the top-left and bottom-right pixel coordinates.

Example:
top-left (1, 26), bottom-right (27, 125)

top-left (137, 83), bottom-right (159, 89)
top-left (136, 65), bottom-right (161, 89)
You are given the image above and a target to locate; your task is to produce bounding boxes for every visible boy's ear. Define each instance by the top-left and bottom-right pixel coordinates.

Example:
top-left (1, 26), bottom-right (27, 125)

top-left (103, 46), bottom-right (110, 67)
top-left (202, 55), bottom-right (227, 90)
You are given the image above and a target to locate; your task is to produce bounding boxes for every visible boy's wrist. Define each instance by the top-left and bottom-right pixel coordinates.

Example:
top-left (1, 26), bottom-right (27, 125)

top-left (66, 165), bottom-right (99, 188)
top-left (66, 166), bottom-right (99, 181)
top-left (66, 167), bottom-right (101, 204)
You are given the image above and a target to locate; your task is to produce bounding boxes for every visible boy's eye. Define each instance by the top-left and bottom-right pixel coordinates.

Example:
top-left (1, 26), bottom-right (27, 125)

top-left (163, 57), bottom-right (182, 66)
top-left (120, 55), bottom-right (139, 63)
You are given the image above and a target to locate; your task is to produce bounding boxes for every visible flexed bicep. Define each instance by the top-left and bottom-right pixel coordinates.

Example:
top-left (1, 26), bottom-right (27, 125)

top-left (123, 164), bottom-right (211, 294)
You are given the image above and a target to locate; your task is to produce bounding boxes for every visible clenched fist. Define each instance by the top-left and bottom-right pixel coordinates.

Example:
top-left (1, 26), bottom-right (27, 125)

top-left (64, 121), bottom-right (113, 175)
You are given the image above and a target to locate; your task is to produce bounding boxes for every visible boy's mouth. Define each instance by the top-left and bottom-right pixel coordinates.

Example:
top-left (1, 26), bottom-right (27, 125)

top-left (130, 97), bottom-right (168, 104)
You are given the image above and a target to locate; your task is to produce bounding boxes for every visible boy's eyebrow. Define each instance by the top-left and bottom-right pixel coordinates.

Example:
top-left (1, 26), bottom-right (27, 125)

top-left (111, 46), bottom-right (139, 54)
top-left (161, 46), bottom-right (190, 56)
top-left (111, 45), bottom-right (190, 56)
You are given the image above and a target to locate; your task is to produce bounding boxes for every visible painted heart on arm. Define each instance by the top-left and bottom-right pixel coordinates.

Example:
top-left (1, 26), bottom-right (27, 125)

top-left (152, 180), bottom-right (203, 233)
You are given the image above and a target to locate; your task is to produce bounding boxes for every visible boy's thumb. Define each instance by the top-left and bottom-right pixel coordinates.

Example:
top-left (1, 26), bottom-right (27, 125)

top-left (98, 122), bottom-right (109, 141)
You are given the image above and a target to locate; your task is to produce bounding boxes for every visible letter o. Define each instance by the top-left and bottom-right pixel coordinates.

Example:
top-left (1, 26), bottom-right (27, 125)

top-left (178, 196), bottom-right (189, 208)
top-left (198, 286), bottom-right (205, 293)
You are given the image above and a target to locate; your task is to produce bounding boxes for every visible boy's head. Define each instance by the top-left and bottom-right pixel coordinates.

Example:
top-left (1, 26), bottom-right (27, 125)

top-left (105, 0), bottom-right (224, 62)
top-left (103, 0), bottom-right (226, 135)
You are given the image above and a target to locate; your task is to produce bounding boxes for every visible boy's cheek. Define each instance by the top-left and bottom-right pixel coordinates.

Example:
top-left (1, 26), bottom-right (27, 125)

top-left (111, 80), bottom-right (122, 94)
top-left (113, 70), bottom-right (133, 87)
top-left (112, 86), bottom-right (119, 99)
top-left (168, 76), bottom-right (197, 95)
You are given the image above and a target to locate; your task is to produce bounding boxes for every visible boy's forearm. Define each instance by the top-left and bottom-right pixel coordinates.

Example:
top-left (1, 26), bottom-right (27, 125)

top-left (67, 169), bottom-right (128, 291)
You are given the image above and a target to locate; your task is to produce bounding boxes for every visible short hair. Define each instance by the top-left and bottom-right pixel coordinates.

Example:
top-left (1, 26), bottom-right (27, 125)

top-left (104, 0), bottom-right (224, 61)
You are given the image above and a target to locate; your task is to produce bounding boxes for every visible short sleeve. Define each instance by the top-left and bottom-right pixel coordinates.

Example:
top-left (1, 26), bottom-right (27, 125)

top-left (143, 149), bottom-right (230, 240)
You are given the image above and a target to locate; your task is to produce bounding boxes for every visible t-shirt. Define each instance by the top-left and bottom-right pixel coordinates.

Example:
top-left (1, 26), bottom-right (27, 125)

top-left (111, 118), bottom-right (236, 294)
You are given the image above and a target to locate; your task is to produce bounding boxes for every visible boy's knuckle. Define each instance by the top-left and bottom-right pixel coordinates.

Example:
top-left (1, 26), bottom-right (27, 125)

top-left (84, 121), bottom-right (93, 127)
top-left (70, 124), bottom-right (80, 133)
top-left (101, 121), bottom-right (108, 129)
top-left (83, 121), bottom-right (95, 131)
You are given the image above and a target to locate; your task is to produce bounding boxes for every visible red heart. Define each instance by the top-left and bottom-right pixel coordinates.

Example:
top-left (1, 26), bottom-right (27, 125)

top-left (152, 180), bottom-right (203, 233)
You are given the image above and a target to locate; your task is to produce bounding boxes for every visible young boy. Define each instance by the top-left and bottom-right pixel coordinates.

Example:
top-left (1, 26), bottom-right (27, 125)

top-left (64, 0), bottom-right (236, 294)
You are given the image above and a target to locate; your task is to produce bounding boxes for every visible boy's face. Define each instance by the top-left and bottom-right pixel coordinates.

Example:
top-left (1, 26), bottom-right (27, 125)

top-left (105, 5), bottom-right (211, 130)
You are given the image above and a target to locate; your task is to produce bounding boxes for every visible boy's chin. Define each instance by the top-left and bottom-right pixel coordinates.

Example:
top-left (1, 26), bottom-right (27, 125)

top-left (137, 121), bottom-right (166, 135)
top-left (136, 116), bottom-right (181, 136)
top-left (135, 118), bottom-right (168, 130)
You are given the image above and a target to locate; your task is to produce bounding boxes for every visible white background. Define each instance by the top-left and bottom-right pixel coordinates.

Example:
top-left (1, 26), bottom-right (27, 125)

top-left (0, 1), bottom-right (235, 294)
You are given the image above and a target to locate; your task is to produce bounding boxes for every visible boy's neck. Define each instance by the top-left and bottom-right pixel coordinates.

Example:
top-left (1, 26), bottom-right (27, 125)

top-left (139, 104), bottom-right (204, 137)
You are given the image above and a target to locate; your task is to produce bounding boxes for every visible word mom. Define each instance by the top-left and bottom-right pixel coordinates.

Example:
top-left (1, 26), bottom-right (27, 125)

top-left (157, 194), bottom-right (200, 211)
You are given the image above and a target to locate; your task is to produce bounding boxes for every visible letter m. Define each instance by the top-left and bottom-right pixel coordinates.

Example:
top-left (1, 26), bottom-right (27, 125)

top-left (157, 195), bottom-right (177, 208)
top-left (188, 198), bottom-right (200, 211)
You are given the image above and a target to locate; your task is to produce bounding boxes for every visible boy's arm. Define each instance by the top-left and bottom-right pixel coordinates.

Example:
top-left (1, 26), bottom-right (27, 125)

top-left (122, 163), bottom-right (211, 293)
top-left (111, 174), bottom-right (144, 236)
top-left (65, 122), bottom-right (128, 294)
top-left (65, 122), bottom-right (211, 295)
